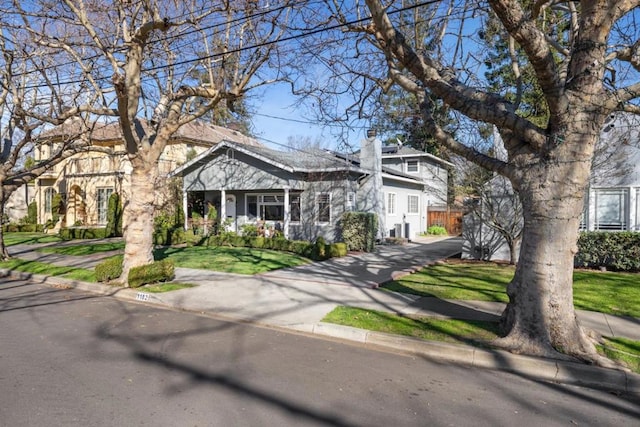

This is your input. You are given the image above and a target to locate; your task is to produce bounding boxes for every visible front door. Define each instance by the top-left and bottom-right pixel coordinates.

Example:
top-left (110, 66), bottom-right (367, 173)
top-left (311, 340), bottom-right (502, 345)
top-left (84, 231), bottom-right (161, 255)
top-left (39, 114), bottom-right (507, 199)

top-left (225, 194), bottom-right (237, 232)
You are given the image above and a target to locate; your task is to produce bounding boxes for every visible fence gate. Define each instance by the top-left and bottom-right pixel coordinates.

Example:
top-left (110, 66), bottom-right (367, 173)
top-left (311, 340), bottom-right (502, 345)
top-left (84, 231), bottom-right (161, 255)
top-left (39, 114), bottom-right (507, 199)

top-left (427, 208), bottom-right (463, 236)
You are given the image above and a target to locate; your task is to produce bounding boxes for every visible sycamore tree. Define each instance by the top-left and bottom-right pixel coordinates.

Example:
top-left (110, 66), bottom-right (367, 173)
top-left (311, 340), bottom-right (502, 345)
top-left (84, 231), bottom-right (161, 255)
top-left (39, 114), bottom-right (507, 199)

top-left (297, 0), bottom-right (640, 363)
top-left (11, 0), bottom-right (297, 281)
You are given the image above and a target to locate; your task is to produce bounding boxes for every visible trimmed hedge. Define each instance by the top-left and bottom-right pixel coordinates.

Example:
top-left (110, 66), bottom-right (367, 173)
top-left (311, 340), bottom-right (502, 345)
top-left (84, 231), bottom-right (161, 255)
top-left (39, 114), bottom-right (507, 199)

top-left (575, 231), bottom-right (640, 272)
top-left (426, 225), bottom-right (448, 235)
top-left (128, 259), bottom-right (175, 288)
top-left (60, 227), bottom-right (107, 240)
top-left (341, 212), bottom-right (377, 252)
top-left (2, 224), bottom-right (44, 233)
top-left (201, 233), bottom-right (347, 261)
top-left (95, 255), bottom-right (124, 282)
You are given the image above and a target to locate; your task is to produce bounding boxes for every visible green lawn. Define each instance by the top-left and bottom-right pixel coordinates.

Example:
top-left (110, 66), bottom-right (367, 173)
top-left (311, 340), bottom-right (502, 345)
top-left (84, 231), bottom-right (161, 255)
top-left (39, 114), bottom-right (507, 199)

top-left (322, 306), bottom-right (640, 373)
top-left (154, 246), bottom-right (310, 274)
top-left (3, 232), bottom-right (63, 246)
top-left (323, 306), bottom-right (500, 347)
top-left (0, 258), bottom-right (96, 282)
top-left (5, 233), bottom-right (310, 275)
top-left (383, 262), bottom-right (640, 317)
top-left (38, 241), bottom-right (125, 255)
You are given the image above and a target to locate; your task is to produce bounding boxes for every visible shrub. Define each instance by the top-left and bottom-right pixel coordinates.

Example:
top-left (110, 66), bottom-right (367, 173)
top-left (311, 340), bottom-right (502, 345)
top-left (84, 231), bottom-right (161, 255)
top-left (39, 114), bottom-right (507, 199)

top-left (341, 212), bottom-right (377, 252)
top-left (241, 223), bottom-right (259, 237)
top-left (60, 227), bottom-right (107, 240)
top-left (95, 255), bottom-right (124, 282)
top-left (128, 259), bottom-right (175, 288)
top-left (329, 242), bottom-right (348, 258)
top-left (575, 232), bottom-right (640, 272)
top-left (27, 201), bottom-right (37, 225)
top-left (311, 236), bottom-right (327, 261)
top-left (51, 193), bottom-right (64, 226)
top-left (105, 193), bottom-right (123, 237)
top-left (426, 225), bottom-right (448, 235)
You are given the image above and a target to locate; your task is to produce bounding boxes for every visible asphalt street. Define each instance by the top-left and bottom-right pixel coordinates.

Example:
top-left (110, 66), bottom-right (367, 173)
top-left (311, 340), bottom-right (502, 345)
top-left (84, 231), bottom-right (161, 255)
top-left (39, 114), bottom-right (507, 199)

top-left (1, 277), bottom-right (638, 426)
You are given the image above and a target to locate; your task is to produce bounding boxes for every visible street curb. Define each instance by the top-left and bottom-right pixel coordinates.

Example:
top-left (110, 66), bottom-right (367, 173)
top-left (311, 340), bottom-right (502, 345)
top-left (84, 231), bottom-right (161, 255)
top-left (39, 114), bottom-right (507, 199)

top-left (312, 323), bottom-right (640, 395)
top-left (4, 268), bottom-right (639, 395)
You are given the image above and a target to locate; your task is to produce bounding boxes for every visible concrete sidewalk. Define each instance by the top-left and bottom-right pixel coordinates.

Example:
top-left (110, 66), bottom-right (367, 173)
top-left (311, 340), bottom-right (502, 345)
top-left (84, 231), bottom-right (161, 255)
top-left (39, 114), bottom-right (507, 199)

top-left (3, 236), bottom-right (640, 394)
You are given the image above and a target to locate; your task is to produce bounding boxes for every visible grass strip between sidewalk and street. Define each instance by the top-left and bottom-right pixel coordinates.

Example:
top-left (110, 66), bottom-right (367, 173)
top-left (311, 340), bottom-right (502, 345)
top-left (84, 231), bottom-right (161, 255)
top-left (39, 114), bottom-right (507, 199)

top-left (382, 261), bottom-right (640, 317)
top-left (322, 306), bottom-right (640, 374)
top-left (0, 258), bottom-right (96, 282)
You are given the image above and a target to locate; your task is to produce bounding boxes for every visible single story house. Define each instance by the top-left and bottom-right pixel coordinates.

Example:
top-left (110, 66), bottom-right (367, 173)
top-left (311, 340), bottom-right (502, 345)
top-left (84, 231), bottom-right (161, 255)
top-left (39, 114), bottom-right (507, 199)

top-left (170, 131), bottom-right (452, 242)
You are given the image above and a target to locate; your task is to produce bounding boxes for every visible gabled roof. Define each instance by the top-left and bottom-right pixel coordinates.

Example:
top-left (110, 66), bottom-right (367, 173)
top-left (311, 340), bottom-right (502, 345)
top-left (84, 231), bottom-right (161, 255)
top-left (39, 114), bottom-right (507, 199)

top-left (170, 140), bottom-right (368, 177)
top-left (39, 119), bottom-right (261, 148)
top-left (359, 144), bottom-right (454, 167)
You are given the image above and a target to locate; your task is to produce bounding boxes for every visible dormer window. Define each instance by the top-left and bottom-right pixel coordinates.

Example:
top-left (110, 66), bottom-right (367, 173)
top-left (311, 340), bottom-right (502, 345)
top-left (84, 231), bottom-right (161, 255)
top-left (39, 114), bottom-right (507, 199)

top-left (406, 160), bottom-right (419, 173)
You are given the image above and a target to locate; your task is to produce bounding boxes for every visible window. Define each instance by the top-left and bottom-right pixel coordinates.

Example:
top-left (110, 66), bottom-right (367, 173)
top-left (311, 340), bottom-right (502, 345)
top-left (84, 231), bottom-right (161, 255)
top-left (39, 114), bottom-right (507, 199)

top-left (346, 192), bottom-right (356, 211)
top-left (44, 188), bottom-right (56, 214)
top-left (408, 195), bottom-right (419, 214)
top-left (247, 195), bottom-right (258, 218)
top-left (316, 193), bottom-right (331, 223)
top-left (291, 196), bottom-right (301, 222)
top-left (594, 188), bottom-right (628, 230)
top-left (387, 193), bottom-right (396, 215)
top-left (247, 193), bottom-right (300, 222)
top-left (97, 188), bottom-right (113, 225)
top-left (406, 160), bottom-right (419, 173)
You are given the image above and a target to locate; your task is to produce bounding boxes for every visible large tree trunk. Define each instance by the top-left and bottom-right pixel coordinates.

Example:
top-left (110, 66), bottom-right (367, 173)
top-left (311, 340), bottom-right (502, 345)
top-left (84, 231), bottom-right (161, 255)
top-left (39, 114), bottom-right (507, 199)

top-left (496, 130), bottom-right (600, 361)
top-left (120, 161), bottom-right (158, 283)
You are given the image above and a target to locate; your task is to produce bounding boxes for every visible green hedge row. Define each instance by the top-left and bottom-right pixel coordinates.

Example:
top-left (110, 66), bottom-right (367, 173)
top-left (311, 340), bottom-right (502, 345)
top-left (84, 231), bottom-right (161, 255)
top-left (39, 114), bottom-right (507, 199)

top-left (575, 232), bottom-right (640, 272)
top-left (95, 255), bottom-right (124, 282)
top-left (203, 234), bottom-right (347, 261)
top-left (2, 224), bottom-right (45, 233)
top-left (60, 227), bottom-right (107, 240)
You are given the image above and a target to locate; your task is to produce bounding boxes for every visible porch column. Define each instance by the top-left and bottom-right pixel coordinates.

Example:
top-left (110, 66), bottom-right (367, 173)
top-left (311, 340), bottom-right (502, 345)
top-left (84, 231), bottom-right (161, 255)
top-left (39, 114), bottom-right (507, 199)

top-left (182, 189), bottom-right (188, 231)
top-left (283, 187), bottom-right (290, 239)
top-left (220, 189), bottom-right (226, 225)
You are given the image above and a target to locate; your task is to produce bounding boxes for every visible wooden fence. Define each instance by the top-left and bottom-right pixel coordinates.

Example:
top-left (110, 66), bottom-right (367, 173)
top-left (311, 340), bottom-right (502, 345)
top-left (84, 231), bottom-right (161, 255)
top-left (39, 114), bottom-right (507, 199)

top-left (427, 208), bottom-right (463, 236)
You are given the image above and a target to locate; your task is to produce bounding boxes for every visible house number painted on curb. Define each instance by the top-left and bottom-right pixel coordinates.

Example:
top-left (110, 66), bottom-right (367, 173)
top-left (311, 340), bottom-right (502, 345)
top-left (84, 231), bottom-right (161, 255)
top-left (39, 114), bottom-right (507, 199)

top-left (136, 292), bottom-right (150, 301)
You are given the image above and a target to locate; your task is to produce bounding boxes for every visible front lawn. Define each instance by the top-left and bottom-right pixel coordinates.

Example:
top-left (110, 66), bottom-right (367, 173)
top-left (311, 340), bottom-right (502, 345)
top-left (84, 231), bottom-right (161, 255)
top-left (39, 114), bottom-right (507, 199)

top-left (38, 241), bottom-right (125, 255)
top-left (3, 232), bottom-right (63, 246)
top-left (322, 306), bottom-right (640, 373)
top-left (383, 261), bottom-right (640, 317)
top-left (154, 246), bottom-right (310, 275)
top-left (0, 258), bottom-right (96, 282)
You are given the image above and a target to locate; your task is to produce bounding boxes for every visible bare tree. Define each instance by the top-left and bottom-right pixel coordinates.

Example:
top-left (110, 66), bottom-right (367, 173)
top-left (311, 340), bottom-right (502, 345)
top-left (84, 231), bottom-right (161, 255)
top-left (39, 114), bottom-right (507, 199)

top-left (11, 0), bottom-right (297, 281)
top-left (295, 1), bottom-right (640, 363)
top-left (0, 22), bottom-right (112, 260)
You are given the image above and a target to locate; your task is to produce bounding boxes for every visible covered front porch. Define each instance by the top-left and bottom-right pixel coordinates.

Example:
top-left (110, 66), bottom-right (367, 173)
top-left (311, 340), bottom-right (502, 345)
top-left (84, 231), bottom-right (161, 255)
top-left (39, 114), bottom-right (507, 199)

top-left (182, 188), bottom-right (302, 239)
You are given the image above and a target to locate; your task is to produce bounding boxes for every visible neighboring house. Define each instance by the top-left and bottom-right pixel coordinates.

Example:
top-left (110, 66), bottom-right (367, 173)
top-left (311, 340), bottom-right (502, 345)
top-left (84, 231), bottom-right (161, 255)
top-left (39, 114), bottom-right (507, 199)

top-left (463, 113), bottom-right (640, 261)
top-left (170, 131), bottom-right (451, 242)
top-left (32, 120), bottom-right (261, 229)
top-left (4, 184), bottom-right (35, 223)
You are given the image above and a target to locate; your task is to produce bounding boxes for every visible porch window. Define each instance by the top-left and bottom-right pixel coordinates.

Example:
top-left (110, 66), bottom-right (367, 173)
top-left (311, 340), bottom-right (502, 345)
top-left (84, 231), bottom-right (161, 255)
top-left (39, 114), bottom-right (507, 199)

top-left (387, 193), bottom-right (396, 215)
top-left (594, 188), bottom-right (628, 230)
top-left (247, 193), bottom-right (301, 222)
top-left (408, 195), bottom-right (419, 214)
top-left (247, 195), bottom-right (258, 218)
top-left (316, 193), bottom-right (331, 223)
top-left (97, 188), bottom-right (113, 225)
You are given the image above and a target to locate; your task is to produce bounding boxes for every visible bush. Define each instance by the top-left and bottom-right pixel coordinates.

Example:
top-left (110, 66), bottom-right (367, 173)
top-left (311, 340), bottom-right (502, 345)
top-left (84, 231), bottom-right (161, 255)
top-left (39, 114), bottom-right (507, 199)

top-left (575, 232), bottom-right (640, 272)
top-left (329, 243), bottom-right (348, 258)
top-left (105, 193), bottom-right (123, 237)
top-left (341, 212), bottom-right (377, 252)
top-left (128, 259), bottom-right (175, 288)
top-left (311, 236), bottom-right (327, 261)
top-left (426, 225), bottom-right (448, 235)
top-left (95, 255), bottom-right (124, 282)
top-left (27, 201), bottom-right (37, 225)
top-left (51, 193), bottom-right (64, 226)
top-left (60, 227), bottom-right (107, 240)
